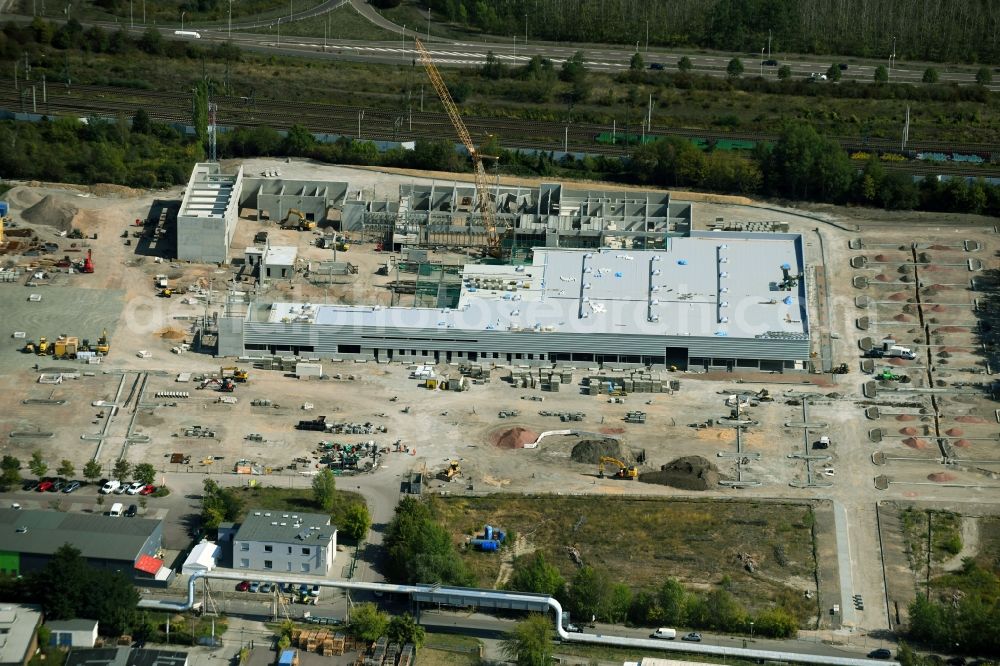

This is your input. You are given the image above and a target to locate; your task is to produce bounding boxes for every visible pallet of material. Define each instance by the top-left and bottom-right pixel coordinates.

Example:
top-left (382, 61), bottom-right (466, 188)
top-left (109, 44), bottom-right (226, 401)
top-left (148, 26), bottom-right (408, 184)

top-left (329, 634), bottom-right (345, 656)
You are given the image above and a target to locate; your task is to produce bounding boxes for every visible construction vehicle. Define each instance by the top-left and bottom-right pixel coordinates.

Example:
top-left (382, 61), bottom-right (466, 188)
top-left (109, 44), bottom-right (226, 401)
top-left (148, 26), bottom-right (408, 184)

top-left (281, 209), bottom-right (316, 231)
top-left (22, 340), bottom-right (36, 354)
top-left (296, 416), bottom-right (329, 432)
top-left (598, 456), bottom-right (638, 480)
top-left (158, 288), bottom-right (173, 298)
top-left (439, 460), bottom-right (461, 480)
top-left (877, 368), bottom-right (906, 382)
top-left (95, 329), bottom-right (110, 355)
top-left (833, 363), bottom-right (849, 374)
top-left (36, 337), bottom-right (51, 355)
top-left (221, 366), bottom-right (249, 382)
top-left (53, 336), bottom-right (79, 359)
top-left (80, 249), bottom-right (94, 274)
top-left (219, 378), bottom-right (236, 393)
top-left (415, 38), bottom-right (506, 258)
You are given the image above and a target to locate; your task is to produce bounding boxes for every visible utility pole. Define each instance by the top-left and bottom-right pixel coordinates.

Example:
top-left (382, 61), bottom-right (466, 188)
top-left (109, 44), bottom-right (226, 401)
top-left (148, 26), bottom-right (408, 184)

top-left (768, 29), bottom-right (771, 59)
top-left (357, 110), bottom-right (364, 139)
top-left (129, 0), bottom-right (133, 28)
top-left (277, 17), bottom-right (280, 46)
top-left (402, 25), bottom-right (405, 51)
top-left (760, 47), bottom-right (764, 76)
top-left (645, 19), bottom-right (649, 53)
top-left (901, 105), bottom-right (910, 151)
top-left (564, 126), bottom-right (568, 153)
top-left (524, 14), bottom-right (527, 46)
top-left (228, 0), bottom-right (232, 40)
top-left (647, 93), bottom-right (652, 130)
top-left (513, 35), bottom-right (516, 61)
top-left (181, 10), bottom-right (185, 30)
top-left (426, 6), bottom-right (430, 40)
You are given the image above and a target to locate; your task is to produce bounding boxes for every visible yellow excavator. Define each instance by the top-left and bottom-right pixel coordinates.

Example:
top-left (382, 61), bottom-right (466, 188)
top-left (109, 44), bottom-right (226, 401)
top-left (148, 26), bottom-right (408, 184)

top-left (598, 456), bottom-right (638, 480)
top-left (95, 329), bottom-right (110, 355)
top-left (220, 366), bottom-right (249, 382)
top-left (281, 209), bottom-right (316, 231)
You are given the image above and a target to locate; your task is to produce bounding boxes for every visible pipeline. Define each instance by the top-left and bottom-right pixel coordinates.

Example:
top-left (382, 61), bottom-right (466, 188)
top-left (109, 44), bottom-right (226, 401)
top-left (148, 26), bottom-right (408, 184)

top-left (144, 571), bottom-right (887, 666)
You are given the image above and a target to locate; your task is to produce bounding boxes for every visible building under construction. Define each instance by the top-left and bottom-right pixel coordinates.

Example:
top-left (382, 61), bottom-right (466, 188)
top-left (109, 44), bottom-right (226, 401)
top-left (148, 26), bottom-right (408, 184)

top-left (217, 232), bottom-right (810, 371)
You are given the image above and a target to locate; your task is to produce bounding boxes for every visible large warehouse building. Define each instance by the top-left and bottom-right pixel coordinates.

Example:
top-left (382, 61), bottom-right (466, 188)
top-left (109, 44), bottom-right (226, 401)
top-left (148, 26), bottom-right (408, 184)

top-left (219, 232), bottom-right (809, 371)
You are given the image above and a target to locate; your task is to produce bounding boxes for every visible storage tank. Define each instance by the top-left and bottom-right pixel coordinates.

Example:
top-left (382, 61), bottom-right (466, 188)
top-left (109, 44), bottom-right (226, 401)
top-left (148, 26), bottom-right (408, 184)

top-left (484, 525), bottom-right (494, 541)
top-left (471, 539), bottom-right (499, 552)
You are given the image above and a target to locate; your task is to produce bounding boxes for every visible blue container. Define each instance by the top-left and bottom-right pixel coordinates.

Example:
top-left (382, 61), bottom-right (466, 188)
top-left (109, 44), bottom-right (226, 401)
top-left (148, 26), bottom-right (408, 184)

top-left (278, 650), bottom-right (296, 666)
top-left (0, 202), bottom-right (7, 217)
top-left (495, 531), bottom-right (506, 543)
top-left (484, 525), bottom-right (494, 541)
top-left (470, 538), bottom-right (499, 552)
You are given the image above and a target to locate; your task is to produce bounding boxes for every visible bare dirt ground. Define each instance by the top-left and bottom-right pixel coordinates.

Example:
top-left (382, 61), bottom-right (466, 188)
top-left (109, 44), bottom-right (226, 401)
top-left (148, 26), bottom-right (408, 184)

top-left (2, 160), bottom-right (1000, 645)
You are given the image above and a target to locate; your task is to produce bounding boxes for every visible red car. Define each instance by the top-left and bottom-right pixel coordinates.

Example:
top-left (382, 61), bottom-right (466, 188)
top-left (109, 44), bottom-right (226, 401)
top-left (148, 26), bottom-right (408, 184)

top-left (138, 485), bottom-right (156, 496)
top-left (236, 581), bottom-right (250, 592)
top-left (36, 481), bottom-right (54, 492)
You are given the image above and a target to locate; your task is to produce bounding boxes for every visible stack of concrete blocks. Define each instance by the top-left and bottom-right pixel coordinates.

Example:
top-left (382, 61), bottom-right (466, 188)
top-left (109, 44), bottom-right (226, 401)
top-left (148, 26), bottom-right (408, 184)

top-left (585, 372), bottom-right (677, 395)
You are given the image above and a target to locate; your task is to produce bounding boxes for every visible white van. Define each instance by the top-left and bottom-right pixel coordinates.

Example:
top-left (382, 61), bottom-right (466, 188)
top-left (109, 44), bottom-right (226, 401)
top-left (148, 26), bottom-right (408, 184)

top-left (650, 627), bottom-right (676, 640)
top-left (101, 479), bottom-right (121, 494)
top-left (109, 502), bottom-right (124, 517)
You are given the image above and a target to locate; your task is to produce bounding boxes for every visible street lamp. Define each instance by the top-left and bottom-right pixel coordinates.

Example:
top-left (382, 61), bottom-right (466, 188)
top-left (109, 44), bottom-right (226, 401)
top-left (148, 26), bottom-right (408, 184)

top-left (180, 10), bottom-right (185, 30)
top-left (750, 621), bottom-right (754, 641)
top-left (760, 47), bottom-right (764, 76)
top-left (228, 0), bottom-right (233, 40)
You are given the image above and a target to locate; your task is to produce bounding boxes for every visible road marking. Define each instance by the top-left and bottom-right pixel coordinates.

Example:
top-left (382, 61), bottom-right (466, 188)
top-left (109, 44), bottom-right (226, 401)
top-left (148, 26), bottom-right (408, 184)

top-left (833, 500), bottom-right (857, 627)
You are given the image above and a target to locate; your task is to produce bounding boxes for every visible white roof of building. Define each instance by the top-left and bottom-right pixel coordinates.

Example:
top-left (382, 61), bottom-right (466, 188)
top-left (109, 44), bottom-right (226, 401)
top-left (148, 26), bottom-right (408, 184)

top-left (264, 234), bottom-right (807, 341)
top-left (264, 245), bottom-right (298, 266)
top-left (181, 540), bottom-right (220, 574)
top-left (0, 604), bottom-right (42, 665)
top-left (179, 163), bottom-right (239, 220)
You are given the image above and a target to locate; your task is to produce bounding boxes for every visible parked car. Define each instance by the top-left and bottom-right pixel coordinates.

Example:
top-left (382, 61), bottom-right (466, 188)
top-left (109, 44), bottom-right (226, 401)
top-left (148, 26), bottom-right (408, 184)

top-left (650, 628), bottom-right (676, 640)
top-left (309, 585), bottom-right (320, 597)
top-left (838, 63), bottom-right (849, 70)
top-left (649, 62), bottom-right (664, 70)
top-left (113, 482), bottom-right (129, 494)
top-left (100, 480), bottom-right (121, 494)
top-left (126, 481), bottom-right (145, 495)
top-left (50, 480), bottom-right (64, 492)
top-left (124, 504), bottom-right (138, 518)
top-left (682, 632), bottom-right (702, 642)
top-left (138, 484), bottom-right (156, 496)
top-left (868, 649), bottom-right (893, 660)
top-left (249, 581), bottom-right (260, 593)
top-left (36, 481), bottom-right (54, 492)
top-left (563, 623), bottom-right (583, 633)
top-left (259, 583), bottom-right (272, 593)
top-left (22, 480), bottom-right (38, 491)
top-left (280, 583), bottom-right (293, 594)
top-left (236, 581), bottom-right (250, 592)
top-left (298, 584), bottom-right (310, 597)
top-left (62, 480), bottom-right (81, 493)
top-left (764, 59), bottom-right (778, 66)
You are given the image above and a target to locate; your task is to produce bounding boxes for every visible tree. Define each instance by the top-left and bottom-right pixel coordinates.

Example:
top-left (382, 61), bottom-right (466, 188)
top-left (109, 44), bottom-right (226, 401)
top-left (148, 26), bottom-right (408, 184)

top-left (677, 56), bottom-right (693, 73)
top-left (629, 52), bottom-right (644, 71)
top-left (509, 552), bottom-right (564, 597)
top-left (922, 67), bottom-right (939, 84)
top-left (349, 603), bottom-right (389, 641)
top-left (1, 456), bottom-right (21, 489)
top-left (777, 64), bottom-right (792, 80)
top-left (28, 451), bottom-right (47, 478)
top-left (704, 589), bottom-right (747, 631)
top-left (138, 27), bottom-right (163, 55)
top-left (112, 460), bottom-right (131, 483)
top-left (385, 497), bottom-right (472, 586)
top-left (342, 503), bottom-right (371, 542)
top-left (312, 469), bottom-right (337, 512)
top-left (131, 109), bottom-right (152, 135)
top-left (657, 578), bottom-right (687, 625)
top-left (762, 122), bottom-right (853, 202)
top-left (387, 613), bottom-right (425, 647)
top-left (976, 66), bottom-right (992, 86)
top-left (826, 63), bottom-right (841, 82)
top-left (753, 607), bottom-right (798, 638)
top-left (133, 463), bottom-right (155, 486)
top-left (501, 614), bottom-right (553, 666)
top-left (559, 51), bottom-right (587, 84)
top-left (57, 459), bottom-right (74, 479)
top-left (567, 566), bottom-right (612, 622)
top-left (726, 57), bottom-right (744, 79)
top-left (874, 65), bottom-right (889, 83)
top-left (201, 479), bottom-right (245, 531)
top-left (82, 460), bottom-right (102, 482)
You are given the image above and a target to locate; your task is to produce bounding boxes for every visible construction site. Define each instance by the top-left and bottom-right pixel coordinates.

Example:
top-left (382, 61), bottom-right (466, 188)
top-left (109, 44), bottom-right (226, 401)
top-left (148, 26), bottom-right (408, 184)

top-left (0, 36), bottom-right (998, 666)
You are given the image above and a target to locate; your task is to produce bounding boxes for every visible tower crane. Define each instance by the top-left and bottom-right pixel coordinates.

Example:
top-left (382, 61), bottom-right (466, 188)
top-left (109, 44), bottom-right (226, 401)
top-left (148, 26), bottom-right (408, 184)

top-left (414, 38), bottom-right (505, 258)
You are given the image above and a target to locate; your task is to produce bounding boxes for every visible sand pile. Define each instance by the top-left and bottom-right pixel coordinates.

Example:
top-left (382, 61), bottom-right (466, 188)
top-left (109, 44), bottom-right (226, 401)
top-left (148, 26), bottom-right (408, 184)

top-left (928, 472), bottom-right (957, 482)
top-left (945, 428), bottom-right (964, 437)
top-left (874, 254), bottom-right (889, 261)
top-left (930, 305), bottom-right (948, 312)
top-left (492, 427), bottom-right (539, 449)
top-left (899, 427), bottom-right (919, 436)
top-left (952, 439), bottom-right (971, 448)
top-left (896, 415), bottom-right (917, 422)
top-left (936, 326), bottom-right (967, 333)
top-left (599, 426), bottom-right (625, 435)
top-left (6, 186), bottom-right (43, 210)
top-left (157, 327), bottom-right (187, 340)
top-left (640, 456), bottom-right (729, 491)
top-left (571, 438), bottom-right (632, 464)
top-left (874, 274), bottom-right (891, 282)
top-left (929, 244), bottom-right (951, 251)
top-left (956, 416), bottom-right (987, 424)
top-left (21, 194), bottom-right (79, 232)
top-left (893, 314), bottom-right (911, 322)
top-left (888, 293), bottom-right (909, 301)
top-left (903, 437), bottom-right (929, 449)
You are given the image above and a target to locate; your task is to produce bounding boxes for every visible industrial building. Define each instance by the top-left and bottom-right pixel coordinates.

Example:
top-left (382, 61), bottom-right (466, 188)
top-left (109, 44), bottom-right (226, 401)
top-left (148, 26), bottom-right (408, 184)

top-left (219, 232), bottom-right (809, 371)
top-left (64, 648), bottom-right (188, 666)
top-left (219, 511), bottom-right (337, 576)
top-left (46, 620), bottom-right (99, 649)
top-left (0, 509), bottom-right (167, 582)
top-left (176, 162), bottom-right (243, 263)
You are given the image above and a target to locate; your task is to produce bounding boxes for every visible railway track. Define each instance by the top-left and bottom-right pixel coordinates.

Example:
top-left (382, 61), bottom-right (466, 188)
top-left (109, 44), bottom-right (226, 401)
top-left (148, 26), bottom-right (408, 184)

top-left (3, 82), bottom-right (999, 178)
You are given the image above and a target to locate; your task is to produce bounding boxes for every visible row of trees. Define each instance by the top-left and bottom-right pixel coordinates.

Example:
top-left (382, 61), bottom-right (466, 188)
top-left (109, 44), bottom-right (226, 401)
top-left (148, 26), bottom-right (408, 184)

top-left (0, 453), bottom-right (156, 489)
top-left (509, 552), bottom-right (797, 638)
top-left (421, 0), bottom-right (1000, 64)
top-left (906, 560), bottom-right (1000, 655)
top-left (311, 469), bottom-right (372, 541)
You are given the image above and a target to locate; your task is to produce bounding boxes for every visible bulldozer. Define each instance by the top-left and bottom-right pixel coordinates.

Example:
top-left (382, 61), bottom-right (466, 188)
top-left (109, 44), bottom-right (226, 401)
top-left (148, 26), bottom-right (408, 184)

top-left (598, 456), bottom-right (638, 480)
top-left (36, 337), bottom-right (52, 355)
top-left (878, 368), bottom-right (902, 382)
top-left (281, 209), bottom-right (316, 231)
top-left (439, 460), bottom-right (461, 481)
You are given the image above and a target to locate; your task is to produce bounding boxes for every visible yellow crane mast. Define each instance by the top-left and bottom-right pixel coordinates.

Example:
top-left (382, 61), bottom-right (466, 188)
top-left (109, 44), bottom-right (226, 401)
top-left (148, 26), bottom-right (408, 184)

top-left (414, 38), bottom-right (505, 258)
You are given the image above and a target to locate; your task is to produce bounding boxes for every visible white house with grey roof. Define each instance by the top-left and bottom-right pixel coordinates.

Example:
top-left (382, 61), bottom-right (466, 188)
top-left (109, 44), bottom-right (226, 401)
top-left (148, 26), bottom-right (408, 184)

top-left (227, 511), bottom-right (336, 576)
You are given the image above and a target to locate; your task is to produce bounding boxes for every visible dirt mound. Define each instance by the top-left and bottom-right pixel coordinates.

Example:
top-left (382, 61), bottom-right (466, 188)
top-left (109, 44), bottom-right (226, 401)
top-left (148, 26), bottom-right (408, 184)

top-left (936, 326), bottom-right (966, 333)
top-left (874, 274), bottom-right (892, 282)
top-left (956, 416), bottom-right (986, 424)
top-left (924, 284), bottom-right (951, 293)
top-left (639, 456), bottom-right (729, 491)
top-left (895, 415), bottom-right (917, 421)
top-left (888, 357), bottom-right (909, 366)
top-left (945, 427), bottom-right (964, 437)
top-left (492, 427), bottom-right (539, 449)
top-left (939, 346), bottom-right (965, 353)
top-left (599, 426), bottom-right (625, 435)
top-left (21, 194), bottom-right (79, 232)
top-left (952, 439), bottom-right (971, 448)
top-left (874, 254), bottom-right (889, 261)
top-left (893, 314), bottom-right (911, 322)
top-left (157, 327), bottom-right (187, 340)
top-left (930, 305), bottom-right (948, 312)
top-left (903, 437), bottom-right (929, 449)
top-left (5, 186), bottom-right (43, 210)
top-left (90, 183), bottom-right (144, 198)
top-left (928, 472), bottom-right (957, 482)
top-left (571, 438), bottom-right (632, 464)
top-left (899, 426), bottom-right (919, 436)
top-left (929, 244), bottom-right (952, 251)
top-left (888, 292), bottom-right (909, 301)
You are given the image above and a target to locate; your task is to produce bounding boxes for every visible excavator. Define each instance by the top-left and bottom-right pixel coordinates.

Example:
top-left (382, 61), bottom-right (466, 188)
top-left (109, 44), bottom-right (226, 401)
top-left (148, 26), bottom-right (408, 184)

top-left (280, 209), bottom-right (316, 231)
top-left (415, 38), bottom-right (507, 259)
top-left (221, 366), bottom-right (249, 382)
top-left (95, 329), bottom-right (110, 355)
top-left (598, 456), bottom-right (638, 480)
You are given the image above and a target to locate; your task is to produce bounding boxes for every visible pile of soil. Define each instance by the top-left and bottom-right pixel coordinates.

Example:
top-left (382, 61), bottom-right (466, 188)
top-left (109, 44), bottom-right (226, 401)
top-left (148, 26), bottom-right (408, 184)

top-left (599, 426), bottom-right (625, 435)
top-left (571, 438), bottom-right (632, 464)
top-left (899, 426), bottom-right (919, 436)
top-left (492, 427), bottom-right (539, 449)
top-left (924, 284), bottom-right (951, 293)
top-left (956, 416), bottom-right (987, 424)
top-left (888, 292), bottom-right (909, 301)
top-left (893, 314), bottom-right (911, 322)
top-left (888, 358), bottom-right (909, 366)
top-left (157, 327), bottom-right (187, 340)
top-left (874, 274), bottom-right (892, 282)
top-left (940, 346), bottom-right (965, 353)
top-left (903, 437), bottom-right (929, 449)
top-left (930, 305), bottom-right (948, 312)
top-left (929, 244), bottom-right (952, 251)
top-left (952, 439), bottom-right (971, 448)
top-left (895, 415), bottom-right (917, 422)
top-left (936, 326), bottom-right (967, 333)
top-left (874, 254), bottom-right (889, 261)
top-left (21, 194), bottom-right (79, 232)
top-left (639, 456), bottom-right (729, 491)
top-left (945, 427), bottom-right (964, 437)
top-left (6, 186), bottom-right (43, 210)
top-left (928, 472), bottom-right (957, 482)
